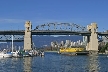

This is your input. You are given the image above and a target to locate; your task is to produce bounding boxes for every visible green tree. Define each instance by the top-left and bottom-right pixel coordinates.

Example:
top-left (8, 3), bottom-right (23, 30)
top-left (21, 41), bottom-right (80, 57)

top-left (100, 42), bottom-right (108, 52)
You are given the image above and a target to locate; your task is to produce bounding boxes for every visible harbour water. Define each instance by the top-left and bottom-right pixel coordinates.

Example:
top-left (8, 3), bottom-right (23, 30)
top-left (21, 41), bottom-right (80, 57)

top-left (0, 52), bottom-right (108, 72)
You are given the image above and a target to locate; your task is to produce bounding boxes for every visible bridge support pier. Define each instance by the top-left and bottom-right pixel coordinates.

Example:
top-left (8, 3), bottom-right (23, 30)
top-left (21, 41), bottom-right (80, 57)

top-left (86, 23), bottom-right (98, 55)
top-left (24, 21), bottom-right (32, 50)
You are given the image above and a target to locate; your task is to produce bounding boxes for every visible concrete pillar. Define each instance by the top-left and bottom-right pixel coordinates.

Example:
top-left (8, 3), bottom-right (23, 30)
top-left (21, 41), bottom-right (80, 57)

top-left (24, 21), bottom-right (32, 50)
top-left (86, 23), bottom-right (98, 55)
top-left (86, 36), bottom-right (90, 51)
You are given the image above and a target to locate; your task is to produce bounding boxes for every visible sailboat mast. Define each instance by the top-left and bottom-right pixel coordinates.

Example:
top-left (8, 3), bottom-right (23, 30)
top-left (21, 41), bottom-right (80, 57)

top-left (12, 35), bottom-right (13, 53)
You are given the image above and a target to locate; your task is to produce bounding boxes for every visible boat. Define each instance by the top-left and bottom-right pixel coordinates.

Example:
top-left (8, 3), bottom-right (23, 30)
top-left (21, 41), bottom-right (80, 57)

top-left (12, 51), bottom-right (19, 57)
top-left (13, 50), bottom-right (30, 57)
top-left (12, 50), bottom-right (23, 57)
top-left (28, 50), bottom-right (38, 56)
top-left (59, 47), bottom-right (89, 55)
top-left (11, 35), bottom-right (38, 57)
top-left (59, 47), bottom-right (85, 53)
top-left (29, 50), bottom-right (36, 56)
top-left (28, 42), bottom-right (39, 56)
top-left (0, 49), bottom-right (13, 58)
top-left (11, 35), bottom-right (23, 57)
top-left (40, 51), bottom-right (44, 56)
top-left (0, 52), bottom-right (13, 58)
top-left (22, 50), bottom-right (30, 57)
top-left (12, 49), bottom-right (39, 57)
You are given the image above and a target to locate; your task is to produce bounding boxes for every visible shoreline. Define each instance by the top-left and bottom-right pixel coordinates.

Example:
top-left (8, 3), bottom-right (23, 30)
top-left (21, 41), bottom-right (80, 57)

top-left (44, 51), bottom-right (58, 53)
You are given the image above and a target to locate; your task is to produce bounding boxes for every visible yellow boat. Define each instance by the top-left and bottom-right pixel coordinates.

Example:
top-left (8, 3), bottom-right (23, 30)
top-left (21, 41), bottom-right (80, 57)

top-left (59, 47), bottom-right (85, 53)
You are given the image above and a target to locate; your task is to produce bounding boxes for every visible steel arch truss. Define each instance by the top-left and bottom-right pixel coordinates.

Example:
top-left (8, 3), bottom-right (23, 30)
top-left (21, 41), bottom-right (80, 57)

top-left (0, 35), bottom-right (24, 42)
top-left (34, 23), bottom-right (87, 32)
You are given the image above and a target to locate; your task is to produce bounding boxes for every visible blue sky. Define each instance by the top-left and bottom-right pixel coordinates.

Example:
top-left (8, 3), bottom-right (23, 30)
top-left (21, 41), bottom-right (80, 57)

top-left (0, 0), bottom-right (108, 31)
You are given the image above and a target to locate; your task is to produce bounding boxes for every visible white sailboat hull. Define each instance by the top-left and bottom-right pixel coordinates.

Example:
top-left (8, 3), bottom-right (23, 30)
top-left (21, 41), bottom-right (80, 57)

top-left (12, 52), bottom-right (19, 57)
top-left (0, 53), bottom-right (13, 58)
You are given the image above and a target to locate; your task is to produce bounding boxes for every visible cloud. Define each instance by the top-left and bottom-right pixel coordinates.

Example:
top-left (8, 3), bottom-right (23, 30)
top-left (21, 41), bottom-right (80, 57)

top-left (0, 18), bottom-right (26, 23)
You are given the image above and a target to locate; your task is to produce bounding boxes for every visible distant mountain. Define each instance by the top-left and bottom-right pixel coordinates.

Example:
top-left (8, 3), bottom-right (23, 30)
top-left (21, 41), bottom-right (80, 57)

top-left (0, 35), bottom-right (83, 49)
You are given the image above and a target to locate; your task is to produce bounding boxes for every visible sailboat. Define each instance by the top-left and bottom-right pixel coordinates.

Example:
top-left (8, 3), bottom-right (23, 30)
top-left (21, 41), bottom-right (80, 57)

top-left (28, 42), bottom-right (38, 56)
top-left (0, 35), bottom-right (15, 58)
top-left (0, 49), bottom-right (13, 58)
top-left (11, 35), bottom-right (23, 57)
top-left (0, 35), bottom-right (13, 58)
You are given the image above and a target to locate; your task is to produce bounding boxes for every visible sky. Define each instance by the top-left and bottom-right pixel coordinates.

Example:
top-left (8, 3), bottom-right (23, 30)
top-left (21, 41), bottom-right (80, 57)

top-left (0, 0), bottom-right (108, 31)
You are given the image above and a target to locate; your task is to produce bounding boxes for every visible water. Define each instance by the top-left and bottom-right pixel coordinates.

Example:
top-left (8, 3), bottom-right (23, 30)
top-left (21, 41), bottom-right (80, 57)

top-left (0, 52), bottom-right (108, 72)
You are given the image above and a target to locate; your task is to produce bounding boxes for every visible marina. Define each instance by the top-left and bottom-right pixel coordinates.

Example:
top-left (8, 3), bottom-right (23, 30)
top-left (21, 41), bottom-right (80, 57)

top-left (0, 35), bottom-right (41, 58)
top-left (0, 48), bottom-right (43, 58)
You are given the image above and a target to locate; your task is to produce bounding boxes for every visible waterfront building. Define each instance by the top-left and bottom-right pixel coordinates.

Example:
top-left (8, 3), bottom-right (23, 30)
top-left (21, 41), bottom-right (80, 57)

top-left (61, 41), bottom-right (64, 46)
top-left (51, 39), bottom-right (85, 48)
top-left (71, 41), bottom-right (74, 46)
top-left (83, 36), bottom-right (87, 45)
top-left (51, 42), bottom-right (55, 48)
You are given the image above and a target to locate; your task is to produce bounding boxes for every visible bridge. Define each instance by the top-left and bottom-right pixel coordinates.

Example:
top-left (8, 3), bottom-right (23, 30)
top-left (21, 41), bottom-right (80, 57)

top-left (0, 21), bottom-right (108, 55)
top-left (0, 30), bottom-right (107, 35)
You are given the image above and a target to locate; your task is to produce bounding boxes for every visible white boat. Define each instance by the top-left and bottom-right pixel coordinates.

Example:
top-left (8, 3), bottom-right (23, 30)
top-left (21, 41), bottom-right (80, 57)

top-left (12, 51), bottom-right (18, 57)
top-left (0, 49), bottom-right (13, 58)
top-left (40, 51), bottom-right (44, 56)
top-left (28, 51), bottom-right (34, 56)
top-left (41, 52), bottom-right (44, 56)
top-left (0, 53), bottom-right (12, 58)
top-left (29, 50), bottom-right (38, 56)
top-left (12, 51), bottom-right (22, 57)
top-left (11, 35), bottom-right (22, 57)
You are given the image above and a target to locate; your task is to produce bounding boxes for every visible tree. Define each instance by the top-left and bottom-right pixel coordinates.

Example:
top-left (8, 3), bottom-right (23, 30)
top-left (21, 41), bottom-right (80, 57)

top-left (100, 42), bottom-right (108, 52)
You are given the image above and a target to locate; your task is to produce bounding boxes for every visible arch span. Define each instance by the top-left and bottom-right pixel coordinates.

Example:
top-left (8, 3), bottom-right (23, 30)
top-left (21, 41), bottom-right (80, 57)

top-left (34, 23), bottom-right (87, 32)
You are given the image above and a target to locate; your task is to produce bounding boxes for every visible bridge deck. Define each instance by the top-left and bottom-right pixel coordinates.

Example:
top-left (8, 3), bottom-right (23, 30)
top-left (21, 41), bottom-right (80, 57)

top-left (0, 30), bottom-right (108, 36)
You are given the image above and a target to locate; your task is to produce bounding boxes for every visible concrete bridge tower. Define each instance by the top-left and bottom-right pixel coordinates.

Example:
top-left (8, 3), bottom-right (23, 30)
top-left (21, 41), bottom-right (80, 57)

top-left (24, 21), bottom-right (32, 50)
top-left (86, 23), bottom-right (98, 55)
